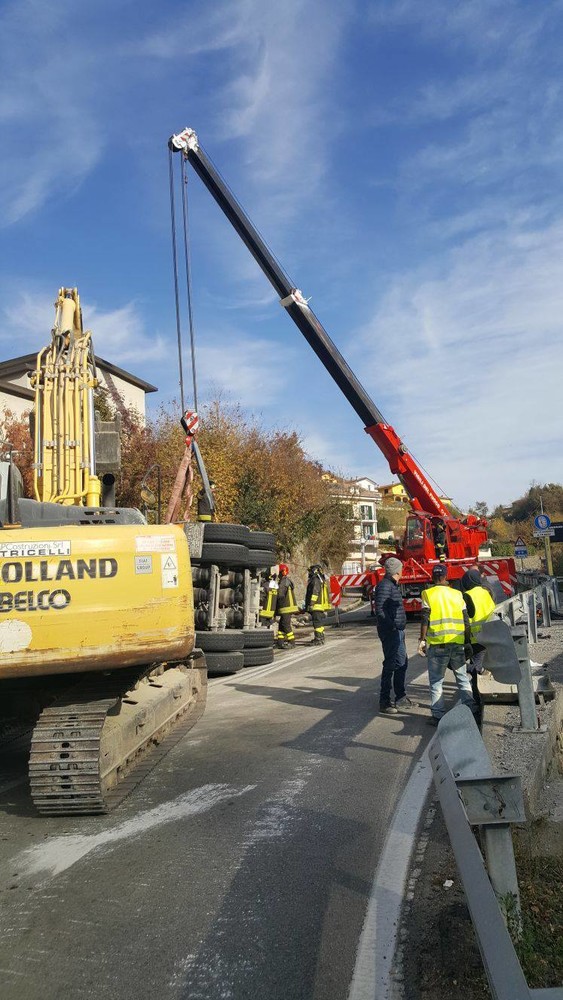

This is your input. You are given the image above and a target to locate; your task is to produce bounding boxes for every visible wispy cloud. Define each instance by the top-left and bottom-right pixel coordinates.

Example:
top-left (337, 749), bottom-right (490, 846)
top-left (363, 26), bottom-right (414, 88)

top-left (355, 217), bottom-right (563, 507)
top-left (0, 1), bottom-right (107, 224)
top-left (195, 331), bottom-right (297, 408)
top-left (0, 286), bottom-right (167, 364)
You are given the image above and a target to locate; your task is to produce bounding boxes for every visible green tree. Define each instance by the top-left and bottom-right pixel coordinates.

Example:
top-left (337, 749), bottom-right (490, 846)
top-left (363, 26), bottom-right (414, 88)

top-left (470, 500), bottom-right (489, 519)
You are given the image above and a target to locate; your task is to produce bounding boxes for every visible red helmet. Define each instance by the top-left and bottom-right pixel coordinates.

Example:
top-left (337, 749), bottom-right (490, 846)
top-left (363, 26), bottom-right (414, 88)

top-left (278, 563), bottom-right (289, 576)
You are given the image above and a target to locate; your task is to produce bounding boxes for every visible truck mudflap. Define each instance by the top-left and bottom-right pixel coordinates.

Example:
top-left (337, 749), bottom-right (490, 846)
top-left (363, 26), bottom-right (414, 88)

top-left (28, 649), bottom-right (207, 815)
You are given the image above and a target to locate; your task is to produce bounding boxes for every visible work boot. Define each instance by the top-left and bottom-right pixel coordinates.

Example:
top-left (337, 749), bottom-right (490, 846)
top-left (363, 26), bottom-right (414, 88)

top-left (309, 636), bottom-right (323, 646)
top-left (277, 640), bottom-right (290, 649)
top-left (395, 696), bottom-right (418, 710)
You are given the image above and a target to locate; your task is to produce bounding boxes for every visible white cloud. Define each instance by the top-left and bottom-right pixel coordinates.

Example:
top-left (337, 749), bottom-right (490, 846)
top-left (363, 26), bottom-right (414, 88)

top-left (195, 332), bottom-right (296, 408)
top-left (355, 217), bottom-right (563, 508)
top-left (0, 286), bottom-right (167, 365)
top-left (0, 1), bottom-right (106, 224)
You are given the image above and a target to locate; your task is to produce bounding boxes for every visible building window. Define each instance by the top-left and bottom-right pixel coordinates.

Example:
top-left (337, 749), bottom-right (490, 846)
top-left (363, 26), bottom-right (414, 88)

top-left (359, 503), bottom-right (373, 520)
top-left (362, 522), bottom-right (375, 539)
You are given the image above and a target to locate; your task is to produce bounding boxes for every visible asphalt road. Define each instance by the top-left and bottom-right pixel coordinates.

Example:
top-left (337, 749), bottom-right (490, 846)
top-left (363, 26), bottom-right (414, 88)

top-left (0, 613), bottom-right (432, 1000)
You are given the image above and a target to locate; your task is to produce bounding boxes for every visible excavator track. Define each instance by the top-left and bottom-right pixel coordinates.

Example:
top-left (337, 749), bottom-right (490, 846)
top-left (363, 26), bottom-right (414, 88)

top-left (29, 652), bottom-right (206, 815)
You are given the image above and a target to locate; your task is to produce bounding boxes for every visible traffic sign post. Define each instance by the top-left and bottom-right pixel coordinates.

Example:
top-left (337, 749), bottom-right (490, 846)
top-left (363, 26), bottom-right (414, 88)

top-left (533, 511), bottom-right (554, 576)
top-left (514, 535), bottom-right (528, 567)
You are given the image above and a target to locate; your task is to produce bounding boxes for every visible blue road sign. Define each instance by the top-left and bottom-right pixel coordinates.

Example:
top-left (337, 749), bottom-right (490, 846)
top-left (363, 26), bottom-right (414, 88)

top-left (514, 546), bottom-right (528, 558)
top-left (534, 513), bottom-right (551, 530)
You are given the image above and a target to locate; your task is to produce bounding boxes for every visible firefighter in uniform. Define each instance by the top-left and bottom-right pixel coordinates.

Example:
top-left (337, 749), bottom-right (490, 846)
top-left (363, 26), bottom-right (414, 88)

top-left (433, 519), bottom-right (447, 562)
top-left (275, 563), bottom-right (299, 648)
top-left (305, 565), bottom-right (331, 645)
top-left (461, 568), bottom-right (496, 721)
top-left (419, 564), bottom-right (475, 725)
top-left (259, 571), bottom-right (278, 626)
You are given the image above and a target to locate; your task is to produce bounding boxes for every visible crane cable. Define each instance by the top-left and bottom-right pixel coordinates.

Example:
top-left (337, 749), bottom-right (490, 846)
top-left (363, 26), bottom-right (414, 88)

top-left (166, 148), bottom-right (202, 524)
top-left (167, 147), bottom-right (199, 416)
top-left (168, 149), bottom-right (186, 414)
top-left (180, 155), bottom-right (199, 413)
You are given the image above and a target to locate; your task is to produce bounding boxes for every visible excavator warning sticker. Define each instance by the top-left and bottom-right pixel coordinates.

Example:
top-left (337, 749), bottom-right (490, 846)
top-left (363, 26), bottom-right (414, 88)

top-left (0, 540), bottom-right (71, 558)
top-left (161, 554), bottom-right (178, 588)
top-left (135, 555), bottom-right (153, 575)
top-left (136, 535), bottom-right (176, 553)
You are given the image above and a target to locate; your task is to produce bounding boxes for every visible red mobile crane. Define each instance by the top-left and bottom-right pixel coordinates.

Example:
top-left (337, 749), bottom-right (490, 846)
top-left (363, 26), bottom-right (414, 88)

top-left (169, 127), bottom-right (516, 611)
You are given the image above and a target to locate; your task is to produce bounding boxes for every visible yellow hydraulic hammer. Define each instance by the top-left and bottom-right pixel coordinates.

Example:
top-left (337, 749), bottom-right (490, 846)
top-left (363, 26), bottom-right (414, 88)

top-left (30, 288), bottom-right (102, 507)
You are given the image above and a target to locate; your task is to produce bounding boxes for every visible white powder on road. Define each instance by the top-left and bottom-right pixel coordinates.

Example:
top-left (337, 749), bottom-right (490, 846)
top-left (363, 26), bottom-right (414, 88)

top-left (15, 783), bottom-right (255, 881)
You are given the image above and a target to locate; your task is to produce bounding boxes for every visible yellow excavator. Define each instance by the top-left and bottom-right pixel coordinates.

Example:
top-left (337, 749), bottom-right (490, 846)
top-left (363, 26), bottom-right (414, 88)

top-left (0, 288), bottom-right (206, 814)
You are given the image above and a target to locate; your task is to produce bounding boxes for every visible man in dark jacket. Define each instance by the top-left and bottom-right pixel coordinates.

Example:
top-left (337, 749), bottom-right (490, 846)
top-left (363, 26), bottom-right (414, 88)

top-left (375, 557), bottom-right (416, 714)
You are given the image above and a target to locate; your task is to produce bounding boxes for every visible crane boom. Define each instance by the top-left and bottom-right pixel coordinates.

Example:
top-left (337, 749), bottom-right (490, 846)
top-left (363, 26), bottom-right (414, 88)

top-left (169, 127), bottom-right (451, 520)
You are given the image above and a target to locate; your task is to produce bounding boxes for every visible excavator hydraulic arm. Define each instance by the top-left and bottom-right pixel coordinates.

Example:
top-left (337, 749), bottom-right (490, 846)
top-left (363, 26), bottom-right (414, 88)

top-left (30, 287), bottom-right (101, 507)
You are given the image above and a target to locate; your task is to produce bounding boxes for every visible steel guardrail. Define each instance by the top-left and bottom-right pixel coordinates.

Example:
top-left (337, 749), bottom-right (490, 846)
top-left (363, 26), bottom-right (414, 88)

top-left (429, 705), bottom-right (563, 999)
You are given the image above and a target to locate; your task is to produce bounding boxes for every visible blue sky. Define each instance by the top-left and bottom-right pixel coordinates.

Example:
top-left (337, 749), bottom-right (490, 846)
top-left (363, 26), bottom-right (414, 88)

top-left (1, 0), bottom-right (562, 512)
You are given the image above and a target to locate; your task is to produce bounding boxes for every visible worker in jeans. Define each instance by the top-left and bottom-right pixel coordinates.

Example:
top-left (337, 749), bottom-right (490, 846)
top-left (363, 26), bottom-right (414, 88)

top-left (419, 564), bottom-right (475, 726)
top-left (374, 557), bottom-right (417, 714)
top-left (461, 568), bottom-right (496, 722)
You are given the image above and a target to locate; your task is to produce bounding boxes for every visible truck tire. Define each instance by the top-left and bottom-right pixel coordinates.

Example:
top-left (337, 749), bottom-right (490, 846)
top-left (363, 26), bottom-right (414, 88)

top-left (243, 629), bottom-right (275, 648)
top-left (198, 542), bottom-right (248, 566)
top-left (206, 650), bottom-right (245, 675)
top-left (247, 548), bottom-right (276, 569)
top-left (243, 646), bottom-right (275, 667)
top-left (204, 523), bottom-right (251, 546)
top-left (196, 631), bottom-right (244, 652)
top-left (247, 530), bottom-right (275, 550)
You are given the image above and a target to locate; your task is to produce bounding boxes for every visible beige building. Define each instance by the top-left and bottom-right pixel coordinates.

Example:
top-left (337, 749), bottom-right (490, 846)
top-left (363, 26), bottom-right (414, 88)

top-left (325, 475), bottom-right (381, 572)
top-left (0, 354), bottom-right (157, 423)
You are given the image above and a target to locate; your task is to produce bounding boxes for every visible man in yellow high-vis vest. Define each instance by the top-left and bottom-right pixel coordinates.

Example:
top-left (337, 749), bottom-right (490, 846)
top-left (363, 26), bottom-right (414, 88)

top-left (461, 568), bottom-right (496, 722)
top-left (419, 564), bottom-right (475, 726)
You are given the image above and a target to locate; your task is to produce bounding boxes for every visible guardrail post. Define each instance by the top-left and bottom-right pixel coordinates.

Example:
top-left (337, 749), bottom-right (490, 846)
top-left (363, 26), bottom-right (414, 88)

top-left (526, 591), bottom-right (538, 643)
top-left (481, 825), bottom-right (522, 935)
top-left (511, 627), bottom-right (539, 731)
top-left (539, 585), bottom-right (551, 628)
top-left (550, 577), bottom-right (561, 612)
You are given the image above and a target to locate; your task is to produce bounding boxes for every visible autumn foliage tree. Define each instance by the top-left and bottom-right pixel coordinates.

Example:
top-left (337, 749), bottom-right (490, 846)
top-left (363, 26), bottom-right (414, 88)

top-left (0, 408), bottom-right (34, 496)
top-left (0, 398), bottom-right (352, 571)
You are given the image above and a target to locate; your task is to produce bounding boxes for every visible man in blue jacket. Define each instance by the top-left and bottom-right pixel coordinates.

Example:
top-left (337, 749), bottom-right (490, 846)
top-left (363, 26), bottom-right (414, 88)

top-left (374, 557), bottom-right (417, 714)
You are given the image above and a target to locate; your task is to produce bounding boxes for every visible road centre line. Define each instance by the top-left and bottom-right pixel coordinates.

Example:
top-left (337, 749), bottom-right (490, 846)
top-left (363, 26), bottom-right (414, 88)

top-left (210, 632), bottom-right (364, 687)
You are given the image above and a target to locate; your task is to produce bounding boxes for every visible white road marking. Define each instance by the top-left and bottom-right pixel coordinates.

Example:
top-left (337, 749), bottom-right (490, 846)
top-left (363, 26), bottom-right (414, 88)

top-left (211, 632), bottom-right (362, 687)
top-left (14, 782), bottom-right (255, 881)
top-left (347, 749), bottom-right (432, 1000)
